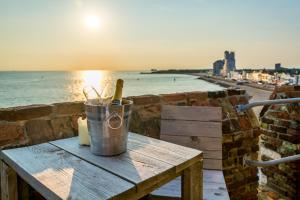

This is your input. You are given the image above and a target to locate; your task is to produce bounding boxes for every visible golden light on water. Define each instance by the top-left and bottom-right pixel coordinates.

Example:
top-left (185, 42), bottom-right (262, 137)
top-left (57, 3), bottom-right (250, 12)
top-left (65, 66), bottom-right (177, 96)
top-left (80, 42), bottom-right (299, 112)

top-left (81, 70), bottom-right (107, 88)
top-left (80, 70), bottom-right (114, 99)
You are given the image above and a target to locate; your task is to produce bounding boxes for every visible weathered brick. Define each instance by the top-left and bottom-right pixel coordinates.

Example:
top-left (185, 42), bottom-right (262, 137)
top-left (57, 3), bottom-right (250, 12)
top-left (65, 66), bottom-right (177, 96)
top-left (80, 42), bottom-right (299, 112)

top-left (233, 132), bottom-right (244, 141)
top-left (160, 93), bottom-right (187, 105)
top-left (238, 96), bottom-right (249, 104)
top-left (25, 119), bottom-right (54, 145)
top-left (71, 115), bottom-right (83, 133)
top-left (208, 90), bottom-right (227, 98)
top-left (237, 148), bottom-right (247, 156)
top-left (209, 98), bottom-right (221, 107)
top-left (260, 129), bottom-right (277, 138)
top-left (0, 121), bottom-right (26, 147)
top-left (294, 85), bottom-right (300, 91)
top-left (223, 134), bottom-right (233, 143)
top-left (261, 117), bottom-right (274, 124)
top-left (279, 133), bottom-right (300, 144)
top-left (52, 101), bottom-right (84, 115)
top-left (186, 92), bottom-right (208, 106)
top-left (261, 135), bottom-right (283, 151)
top-left (246, 109), bottom-right (260, 128)
top-left (251, 144), bottom-right (259, 152)
top-left (274, 85), bottom-right (295, 93)
top-left (239, 116), bottom-right (252, 130)
top-left (286, 91), bottom-right (300, 98)
top-left (253, 129), bottom-right (262, 137)
top-left (229, 96), bottom-right (239, 106)
top-left (227, 89), bottom-right (246, 96)
top-left (270, 124), bottom-right (287, 134)
top-left (268, 111), bottom-right (290, 120)
top-left (127, 95), bottom-right (160, 105)
top-left (222, 119), bottom-right (240, 134)
top-left (274, 119), bottom-right (291, 128)
top-left (51, 116), bottom-right (75, 139)
top-left (0, 105), bottom-right (53, 121)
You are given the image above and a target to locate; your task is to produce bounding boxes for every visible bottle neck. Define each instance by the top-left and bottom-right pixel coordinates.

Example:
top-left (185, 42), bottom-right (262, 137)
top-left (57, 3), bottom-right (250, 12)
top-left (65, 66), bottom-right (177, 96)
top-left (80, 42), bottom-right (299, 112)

top-left (112, 79), bottom-right (123, 105)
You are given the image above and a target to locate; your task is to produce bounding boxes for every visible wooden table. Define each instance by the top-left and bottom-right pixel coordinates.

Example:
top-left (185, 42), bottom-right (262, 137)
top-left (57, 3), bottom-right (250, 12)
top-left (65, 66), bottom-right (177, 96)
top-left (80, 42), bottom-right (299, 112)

top-left (0, 132), bottom-right (203, 200)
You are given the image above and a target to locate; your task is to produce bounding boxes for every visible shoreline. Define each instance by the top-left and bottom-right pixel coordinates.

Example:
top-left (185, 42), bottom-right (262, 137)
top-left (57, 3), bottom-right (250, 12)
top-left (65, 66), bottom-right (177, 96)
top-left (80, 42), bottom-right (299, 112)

top-left (195, 74), bottom-right (274, 92)
top-left (185, 73), bottom-right (272, 117)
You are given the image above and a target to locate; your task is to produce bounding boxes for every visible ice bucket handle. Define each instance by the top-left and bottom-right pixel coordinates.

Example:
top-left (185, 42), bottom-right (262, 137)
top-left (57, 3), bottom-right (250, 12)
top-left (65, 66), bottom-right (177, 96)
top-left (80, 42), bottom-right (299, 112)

top-left (106, 111), bottom-right (123, 130)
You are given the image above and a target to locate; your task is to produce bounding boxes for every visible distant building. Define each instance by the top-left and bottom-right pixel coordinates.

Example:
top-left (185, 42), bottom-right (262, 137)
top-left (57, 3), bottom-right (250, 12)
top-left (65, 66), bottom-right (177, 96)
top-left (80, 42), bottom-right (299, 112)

top-left (295, 75), bottom-right (300, 85)
top-left (213, 60), bottom-right (224, 76)
top-left (222, 51), bottom-right (236, 76)
top-left (275, 63), bottom-right (282, 71)
top-left (212, 51), bottom-right (236, 76)
top-left (228, 71), bottom-right (242, 80)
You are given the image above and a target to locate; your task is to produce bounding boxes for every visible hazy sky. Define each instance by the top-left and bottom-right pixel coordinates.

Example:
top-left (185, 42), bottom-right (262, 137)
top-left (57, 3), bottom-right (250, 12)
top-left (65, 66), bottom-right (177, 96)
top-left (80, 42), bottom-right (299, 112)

top-left (0, 0), bottom-right (300, 71)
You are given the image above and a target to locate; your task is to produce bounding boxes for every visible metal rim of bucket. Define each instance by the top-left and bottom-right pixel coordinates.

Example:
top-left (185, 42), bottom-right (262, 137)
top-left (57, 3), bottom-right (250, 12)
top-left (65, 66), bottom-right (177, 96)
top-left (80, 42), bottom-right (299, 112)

top-left (84, 99), bottom-right (133, 107)
top-left (84, 99), bottom-right (133, 130)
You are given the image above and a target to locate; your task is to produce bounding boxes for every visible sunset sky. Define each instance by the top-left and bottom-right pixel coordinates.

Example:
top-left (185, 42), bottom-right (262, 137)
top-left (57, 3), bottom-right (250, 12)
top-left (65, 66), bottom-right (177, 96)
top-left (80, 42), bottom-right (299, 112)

top-left (0, 0), bottom-right (299, 71)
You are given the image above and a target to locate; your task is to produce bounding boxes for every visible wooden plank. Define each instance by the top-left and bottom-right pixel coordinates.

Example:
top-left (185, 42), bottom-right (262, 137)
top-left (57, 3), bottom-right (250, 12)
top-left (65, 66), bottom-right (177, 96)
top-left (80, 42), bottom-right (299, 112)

top-left (182, 161), bottom-right (202, 200)
top-left (161, 120), bottom-right (222, 137)
top-left (127, 133), bottom-right (203, 172)
top-left (160, 135), bottom-right (222, 150)
top-left (204, 159), bottom-right (222, 170)
top-left (162, 105), bottom-right (222, 122)
top-left (151, 170), bottom-right (230, 200)
top-left (0, 160), bottom-right (18, 200)
top-left (50, 137), bottom-right (175, 192)
top-left (0, 143), bottom-right (135, 200)
top-left (160, 135), bottom-right (222, 159)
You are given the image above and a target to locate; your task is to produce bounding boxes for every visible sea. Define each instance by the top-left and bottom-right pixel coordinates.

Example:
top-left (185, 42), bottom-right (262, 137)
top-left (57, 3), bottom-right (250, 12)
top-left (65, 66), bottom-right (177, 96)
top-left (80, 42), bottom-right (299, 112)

top-left (0, 71), bottom-right (223, 108)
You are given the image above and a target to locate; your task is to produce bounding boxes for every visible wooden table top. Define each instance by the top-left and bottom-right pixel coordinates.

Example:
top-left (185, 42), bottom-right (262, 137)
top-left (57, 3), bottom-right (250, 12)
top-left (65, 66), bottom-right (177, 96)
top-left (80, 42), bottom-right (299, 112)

top-left (0, 132), bottom-right (203, 200)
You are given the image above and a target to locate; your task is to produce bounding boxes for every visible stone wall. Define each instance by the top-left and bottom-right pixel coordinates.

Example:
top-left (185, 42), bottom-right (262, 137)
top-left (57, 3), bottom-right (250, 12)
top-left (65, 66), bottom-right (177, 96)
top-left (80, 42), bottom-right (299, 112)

top-left (0, 102), bottom-right (85, 148)
top-left (0, 89), bottom-right (260, 200)
top-left (260, 86), bottom-right (300, 199)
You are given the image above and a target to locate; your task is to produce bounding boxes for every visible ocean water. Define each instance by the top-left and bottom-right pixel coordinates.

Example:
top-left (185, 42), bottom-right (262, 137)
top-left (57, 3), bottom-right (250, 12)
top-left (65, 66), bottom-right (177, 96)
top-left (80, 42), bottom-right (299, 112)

top-left (0, 71), bottom-right (223, 108)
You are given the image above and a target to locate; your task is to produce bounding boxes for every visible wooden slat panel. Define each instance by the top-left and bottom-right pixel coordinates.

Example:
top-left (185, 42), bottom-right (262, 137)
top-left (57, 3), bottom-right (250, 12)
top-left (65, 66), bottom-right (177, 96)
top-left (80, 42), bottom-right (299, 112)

top-left (204, 159), bottom-right (222, 170)
top-left (151, 170), bottom-right (229, 200)
top-left (160, 135), bottom-right (221, 159)
top-left (0, 143), bottom-right (135, 200)
top-left (160, 135), bottom-right (222, 150)
top-left (162, 105), bottom-right (222, 122)
top-left (161, 120), bottom-right (222, 138)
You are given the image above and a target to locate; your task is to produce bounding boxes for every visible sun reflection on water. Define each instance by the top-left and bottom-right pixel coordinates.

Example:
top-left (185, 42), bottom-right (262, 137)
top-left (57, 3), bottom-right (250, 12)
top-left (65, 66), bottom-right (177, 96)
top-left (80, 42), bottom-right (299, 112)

top-left (79, 70), bottom-right (113, 99)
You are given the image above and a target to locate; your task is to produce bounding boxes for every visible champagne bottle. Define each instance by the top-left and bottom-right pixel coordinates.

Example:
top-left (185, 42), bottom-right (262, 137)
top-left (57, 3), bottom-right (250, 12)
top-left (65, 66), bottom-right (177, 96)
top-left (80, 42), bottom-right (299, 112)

top-left (111, 79), bottom-right (124, 105)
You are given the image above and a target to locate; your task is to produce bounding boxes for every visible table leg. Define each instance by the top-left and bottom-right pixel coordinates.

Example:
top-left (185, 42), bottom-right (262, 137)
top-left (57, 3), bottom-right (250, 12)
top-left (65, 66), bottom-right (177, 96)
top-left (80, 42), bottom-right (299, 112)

top-left (182, 161), bottom-right (203, 200)
top-left (1, 160), bottom-right (18, 200)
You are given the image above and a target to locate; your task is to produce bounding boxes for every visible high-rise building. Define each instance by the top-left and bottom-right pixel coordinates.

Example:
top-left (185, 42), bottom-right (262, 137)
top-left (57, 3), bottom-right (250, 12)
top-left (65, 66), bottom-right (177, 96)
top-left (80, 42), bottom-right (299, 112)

top-left (222, 51), bottom-right (236, 76)
top-left (213, 60), bottom-right (224, 76)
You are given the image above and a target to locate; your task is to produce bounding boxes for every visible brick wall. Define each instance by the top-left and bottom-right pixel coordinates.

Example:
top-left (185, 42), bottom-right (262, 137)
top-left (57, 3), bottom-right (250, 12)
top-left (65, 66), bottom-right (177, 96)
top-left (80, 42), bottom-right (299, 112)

top-left (260, 86), bottom-right (300, 199)
top-left (0, 89), bottom-right (260, 200)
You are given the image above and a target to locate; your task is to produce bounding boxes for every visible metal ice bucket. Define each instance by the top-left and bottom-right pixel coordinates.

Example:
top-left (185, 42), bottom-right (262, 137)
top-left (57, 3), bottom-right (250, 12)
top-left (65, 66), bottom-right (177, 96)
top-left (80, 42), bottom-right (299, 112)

top-left (85, 99), bottom-right (132, 156)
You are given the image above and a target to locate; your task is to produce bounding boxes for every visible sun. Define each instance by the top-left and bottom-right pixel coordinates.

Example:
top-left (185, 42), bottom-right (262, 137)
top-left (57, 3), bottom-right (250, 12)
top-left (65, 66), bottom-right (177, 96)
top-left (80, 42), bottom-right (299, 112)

top-left (84, 14), bottom-right (101, 29)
